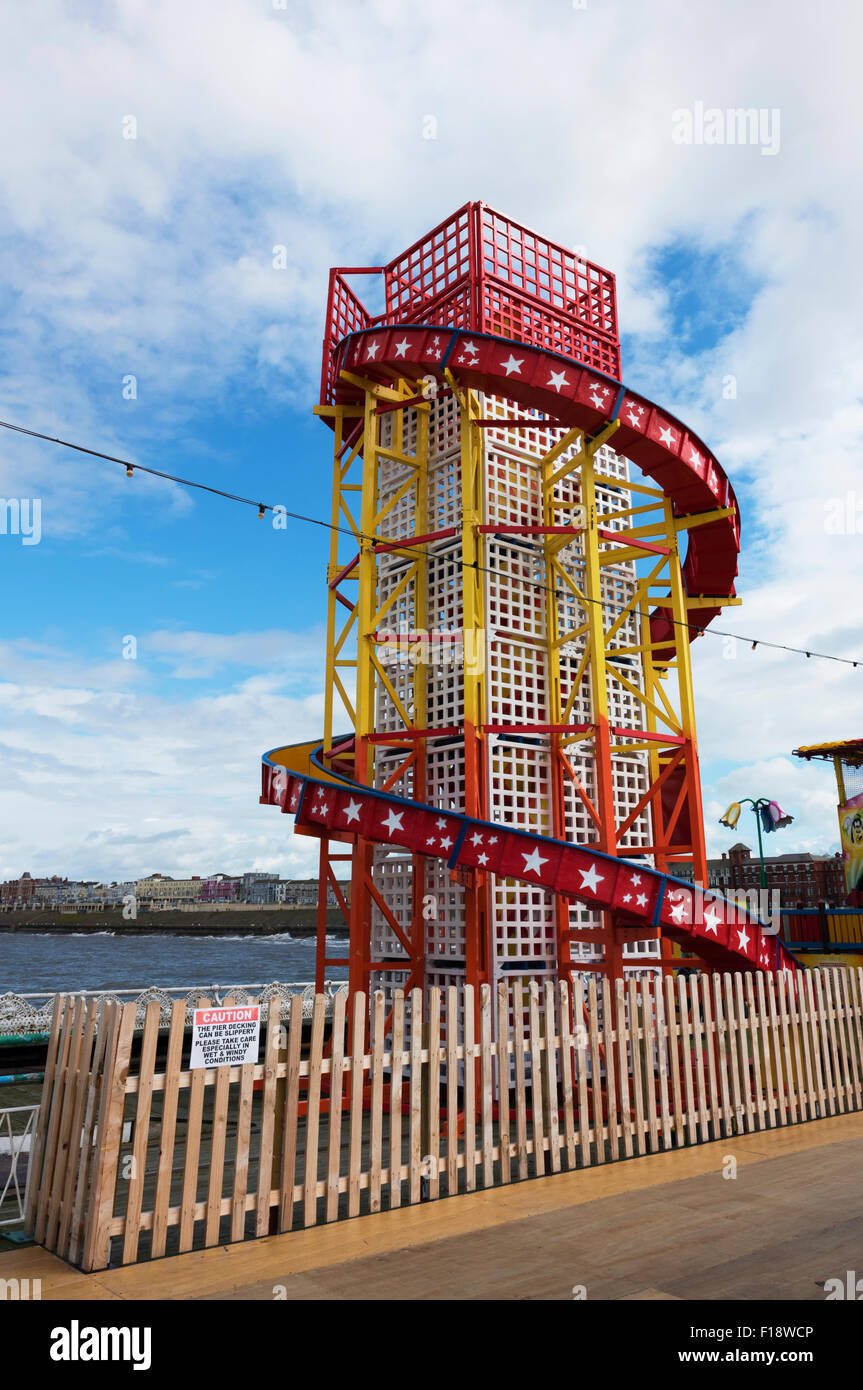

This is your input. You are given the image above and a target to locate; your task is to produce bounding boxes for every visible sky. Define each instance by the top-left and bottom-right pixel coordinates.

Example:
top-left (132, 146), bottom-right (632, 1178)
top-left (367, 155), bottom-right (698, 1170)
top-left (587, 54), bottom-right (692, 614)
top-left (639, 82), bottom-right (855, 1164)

top-left (0, 0), bottom-right (861, 883)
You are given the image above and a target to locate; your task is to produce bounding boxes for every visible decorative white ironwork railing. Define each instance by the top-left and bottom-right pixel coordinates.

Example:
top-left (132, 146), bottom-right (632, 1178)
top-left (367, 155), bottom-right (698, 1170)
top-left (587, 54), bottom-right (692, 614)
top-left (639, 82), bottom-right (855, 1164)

top-left (0, 1104), bottom-right (39, 1227)
top-left (0, 981), bottom-right (344, 1035)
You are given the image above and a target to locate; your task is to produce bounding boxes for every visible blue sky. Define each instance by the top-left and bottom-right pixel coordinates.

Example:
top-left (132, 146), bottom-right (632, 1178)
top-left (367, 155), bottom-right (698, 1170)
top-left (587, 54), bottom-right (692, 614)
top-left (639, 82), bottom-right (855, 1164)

top-left (0, 0), bottom-right (860, 882)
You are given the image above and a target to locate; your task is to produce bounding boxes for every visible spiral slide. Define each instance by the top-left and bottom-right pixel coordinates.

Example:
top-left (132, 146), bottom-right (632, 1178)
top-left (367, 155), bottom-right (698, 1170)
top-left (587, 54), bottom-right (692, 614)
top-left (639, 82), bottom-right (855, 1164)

top-left (261, 742), bottom-right (797, 978)
top-left (261, 323), bottom-right (798, 978)
top-left (334, 323), bottom-right (743, 664)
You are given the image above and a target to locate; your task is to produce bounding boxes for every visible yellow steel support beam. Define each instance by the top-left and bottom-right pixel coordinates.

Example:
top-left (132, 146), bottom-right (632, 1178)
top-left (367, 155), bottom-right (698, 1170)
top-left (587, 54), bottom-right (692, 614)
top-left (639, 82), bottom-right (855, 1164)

top-left (354, 390), bottom-right (380, 785)
top-left (685, 594), bottom-right (743, 608)
top-left (458, 387), bottom-right (485, 748)
top-left (324, 407), bottom-right (361, 762)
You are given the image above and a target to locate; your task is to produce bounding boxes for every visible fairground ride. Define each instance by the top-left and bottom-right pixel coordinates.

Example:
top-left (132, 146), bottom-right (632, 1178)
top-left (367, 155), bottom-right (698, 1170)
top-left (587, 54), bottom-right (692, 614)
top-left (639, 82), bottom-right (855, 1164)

top-left (260, 202), bottom-right (798, 1015)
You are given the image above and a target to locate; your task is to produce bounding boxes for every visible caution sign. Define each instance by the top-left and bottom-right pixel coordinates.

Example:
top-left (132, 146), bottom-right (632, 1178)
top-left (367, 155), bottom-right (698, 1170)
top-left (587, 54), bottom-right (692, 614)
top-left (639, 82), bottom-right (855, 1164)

top-left (190, 1005), bottom-right (261, 1069)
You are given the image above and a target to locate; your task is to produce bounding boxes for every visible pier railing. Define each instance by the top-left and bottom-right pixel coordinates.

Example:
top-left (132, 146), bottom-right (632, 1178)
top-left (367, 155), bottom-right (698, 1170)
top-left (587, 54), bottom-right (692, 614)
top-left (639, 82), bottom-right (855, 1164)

top-left (0, 1104), bottom-right (38, 1227)
top-left (24, 967), bottom-right (863, 1271)
top-left (0, 979), bottom-right (343, 1038)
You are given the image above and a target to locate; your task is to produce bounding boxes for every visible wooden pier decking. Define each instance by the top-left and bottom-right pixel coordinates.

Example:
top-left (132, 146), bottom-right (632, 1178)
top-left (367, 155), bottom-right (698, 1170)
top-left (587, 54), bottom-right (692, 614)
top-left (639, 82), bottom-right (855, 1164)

top-left (4, 1109), bottom-right (862, 1301)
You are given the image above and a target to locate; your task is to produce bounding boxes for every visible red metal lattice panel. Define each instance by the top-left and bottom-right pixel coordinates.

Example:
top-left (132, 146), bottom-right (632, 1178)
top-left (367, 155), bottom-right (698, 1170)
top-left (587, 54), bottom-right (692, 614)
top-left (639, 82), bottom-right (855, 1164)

top-left (321, 270), bottom-right (374, 404)
top-left (384, 205), bottom-right (474, 320)
top-left (320, 202), bottom-right (621, 402)
top-left (477, 206), bottom-right (616, 338)
top-left (481, 281), bottom-right (619, 376)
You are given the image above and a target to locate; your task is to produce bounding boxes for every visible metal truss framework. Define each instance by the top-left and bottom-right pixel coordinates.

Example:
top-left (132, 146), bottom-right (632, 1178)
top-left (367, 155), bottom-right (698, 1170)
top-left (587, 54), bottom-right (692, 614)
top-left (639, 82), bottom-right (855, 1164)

top-left (311, 364), bottom-right (718, 999)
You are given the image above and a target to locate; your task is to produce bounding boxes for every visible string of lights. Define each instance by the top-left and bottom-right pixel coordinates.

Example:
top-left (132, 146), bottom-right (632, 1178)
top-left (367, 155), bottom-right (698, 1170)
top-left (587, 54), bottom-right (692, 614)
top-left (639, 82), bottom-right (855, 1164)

top-left (1, 414), bottom-right (859, 670)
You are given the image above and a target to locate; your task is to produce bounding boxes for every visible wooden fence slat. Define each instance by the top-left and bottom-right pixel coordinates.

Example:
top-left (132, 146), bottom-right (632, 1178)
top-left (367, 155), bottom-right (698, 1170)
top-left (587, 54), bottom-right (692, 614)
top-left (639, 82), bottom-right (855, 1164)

top-left (82, 1001), bottom-right (137, 1272)
top-left (348, 991), bottom-right (367, 1217)
top-left (495, 982), bottom-right (511, 1184)
top-left (688, 975), bottom-right (709, 1144)
top-left (754, 972), bottom-right (777, 1129)
top-left (557, 982), bottom-right (575, 1168)
top-left (837, 968), bottom-right (856, 1110)
top-left (69, 1000), bottom-right (112, 1266)
top-left (57, 998), bottom-right (100, 1258)
top-left (365, 989), bottom-right (384, 1213)
top-left (723, 974), bottom-right (744, 1136)
top-left (744, 973), bottom-right (766, 1132)
top-left (777, 973), bottom-right (799, 1123)
top-left (178, 995), bottom-right (210, 1254)
top-left (464, 984), bottom-right (477, 1192)
top-left (513, 988), bottom-right (530, 1180)
top-left (25, 994), bottom-right (64, 1234)
top-left (812, 970), bottom-right (835, 1117)
top-left (230, 1051), bottom-right (256, 1244)
top-left (528, 983), bottom-right (546, 1176)
top-left (810, 970), bottom-right (833, 1115)
top-left (150, 1000), bottom-right (187, 1258)
top-left (627, 979), bottom-right (647, 1156)
top-left (783, 973), bottom-right (806, 1123)
top-left (445, 986), bottom-right (459, 1198)
top-left (480, 983), bottom-right (494, 1186)
top-left (821, 970), bottom-right (845, 1113)
top-left (204, 996), bottom-right (237, 1249)
top-left (838, 969), bottom-right (862, 1109)
top-left (677, 977), bottom-right (697, 1144)
top-left (388, 990), bottom-right (405, 1208)
top-left (826, 970), bottom-right (850, 1113)
top-left (733, 973), bottom-right (755, 1135)
top-left (544, 982), bottom-right (561, 1174)
top-left (754, 967), bottom-right (774, 1121)
top-left (788, 975), bottom-right (809, 1121)
top-left (427, 986), bottom-right (441, 1198)
top-left (254, 996), bottom-right (281, 1235)
top-left (303, 993), bottom-right (327, 1227)
top-left (766, 975), bottom-right (787, 1126)
top-left (36, 996), bottom-right (78, 1247)
top-left (279, 992), bottom-right (304, 1231)
top-left (326, 989), bottom-right (348, 1222)
top-left (78, 1001), bottom-right (119, 1268)
top-left (588, 979), bottom-right (605, 1164)
top-left (711, 974), bottom-right (732, 1137)
top-left (700, 974), bottom-right (721, 1141)
top-left (601, 978), bottom-right (620, 1161)
top-left (615, 979), bottom-right (633, 1158)
top-left (803, 970), bottom-right (825, 1119)
top-left (408, 988), bottom-right (423, 1206)
top-left (653, 978), bottom-right (671, 1151)
top-left (639, 978), bottom-right (658, 1155)
top-left (665, 977), bottom-right (685, 1147)
top-left (123, 1000), bottom-right (162, 1262)
top-left (847, 968), bottom-right (863, 1110)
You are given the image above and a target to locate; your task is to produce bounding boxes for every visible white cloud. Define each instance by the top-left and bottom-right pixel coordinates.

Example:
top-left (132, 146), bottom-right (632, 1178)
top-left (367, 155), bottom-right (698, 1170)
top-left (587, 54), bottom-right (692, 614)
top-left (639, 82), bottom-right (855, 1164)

top-left (0, 1), bottom-right (861, 873)
top-left (0, 631), bottom-right (326, 880)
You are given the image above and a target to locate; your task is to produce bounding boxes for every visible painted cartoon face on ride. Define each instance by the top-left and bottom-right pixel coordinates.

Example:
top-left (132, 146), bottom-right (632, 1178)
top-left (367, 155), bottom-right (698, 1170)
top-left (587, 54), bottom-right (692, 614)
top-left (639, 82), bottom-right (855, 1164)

top-left (852, 814), bottom-right (863, 846)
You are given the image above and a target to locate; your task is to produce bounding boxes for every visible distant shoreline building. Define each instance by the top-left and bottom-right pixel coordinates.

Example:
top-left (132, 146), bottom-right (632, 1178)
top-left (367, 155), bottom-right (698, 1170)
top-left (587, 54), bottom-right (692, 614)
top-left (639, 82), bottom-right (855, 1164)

top-left (675, 842), bottom-right (846, 908)
top-left (0, 869), bottom-right (349, 912)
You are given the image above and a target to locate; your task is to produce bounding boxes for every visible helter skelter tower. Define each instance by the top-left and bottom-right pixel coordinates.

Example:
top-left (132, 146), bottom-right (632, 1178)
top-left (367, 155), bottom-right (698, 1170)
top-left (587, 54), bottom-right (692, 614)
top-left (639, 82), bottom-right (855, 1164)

top-left (262, 202), bottom-right (797, 1007)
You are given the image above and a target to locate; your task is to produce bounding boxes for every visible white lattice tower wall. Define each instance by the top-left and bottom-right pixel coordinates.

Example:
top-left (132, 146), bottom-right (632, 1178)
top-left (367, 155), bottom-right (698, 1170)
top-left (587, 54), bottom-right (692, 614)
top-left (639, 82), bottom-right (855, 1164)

top-left (371, 391), bottom-right (660, 1009)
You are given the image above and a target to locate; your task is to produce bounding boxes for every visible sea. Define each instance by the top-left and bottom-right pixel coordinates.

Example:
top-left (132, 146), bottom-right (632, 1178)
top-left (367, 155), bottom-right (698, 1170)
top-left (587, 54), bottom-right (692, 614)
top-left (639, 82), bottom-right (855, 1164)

top-left (0, 931), bottom-right (349, 995)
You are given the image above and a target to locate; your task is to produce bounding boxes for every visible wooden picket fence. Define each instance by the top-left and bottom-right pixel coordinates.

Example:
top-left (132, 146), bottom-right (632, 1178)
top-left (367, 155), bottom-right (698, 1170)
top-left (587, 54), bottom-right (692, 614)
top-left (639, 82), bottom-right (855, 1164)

top-left (26, 966), bottom-right (863, 1271)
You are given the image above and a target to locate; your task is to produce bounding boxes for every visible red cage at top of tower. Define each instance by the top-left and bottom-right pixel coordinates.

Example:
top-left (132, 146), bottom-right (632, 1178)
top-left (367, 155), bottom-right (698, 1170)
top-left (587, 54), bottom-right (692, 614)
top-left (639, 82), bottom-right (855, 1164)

top-left (320, 202), bottom-right (620, 405)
